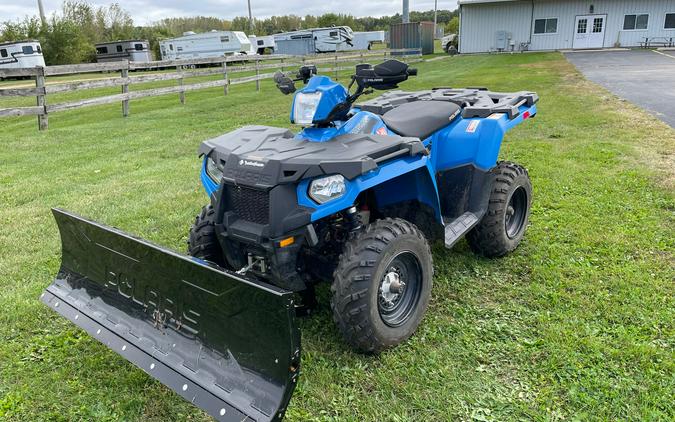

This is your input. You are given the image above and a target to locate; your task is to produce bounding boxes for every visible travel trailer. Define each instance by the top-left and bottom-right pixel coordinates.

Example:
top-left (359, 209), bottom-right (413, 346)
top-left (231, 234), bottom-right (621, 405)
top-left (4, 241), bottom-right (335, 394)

top-left (248, 35), bottom-right (275, 54)
top-left (159, 31), bottom-right (252, 60)
top-left (95, 40), bottom-right (152, 63)
top-left (273, 26), bottom-right (354, 53)
top-left (337, 31), bottom-right (386, 51)
top-left (0, 40), bottom-right (45, 71)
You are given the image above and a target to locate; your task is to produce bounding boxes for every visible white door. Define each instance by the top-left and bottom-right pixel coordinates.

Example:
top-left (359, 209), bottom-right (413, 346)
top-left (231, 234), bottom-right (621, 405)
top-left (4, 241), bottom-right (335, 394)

top-left (573, 15), bottom-right (607, 49)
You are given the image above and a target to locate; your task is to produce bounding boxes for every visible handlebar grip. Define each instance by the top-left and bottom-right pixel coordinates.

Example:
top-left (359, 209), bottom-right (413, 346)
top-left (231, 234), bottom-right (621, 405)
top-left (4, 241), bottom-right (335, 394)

top-left (407, 68), bottom-right (418, 76)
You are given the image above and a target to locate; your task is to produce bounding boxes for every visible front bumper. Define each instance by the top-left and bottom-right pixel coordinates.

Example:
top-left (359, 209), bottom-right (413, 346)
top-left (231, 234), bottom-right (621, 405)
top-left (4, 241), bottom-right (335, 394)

top-left (210, 179), bottom-right (317, 291)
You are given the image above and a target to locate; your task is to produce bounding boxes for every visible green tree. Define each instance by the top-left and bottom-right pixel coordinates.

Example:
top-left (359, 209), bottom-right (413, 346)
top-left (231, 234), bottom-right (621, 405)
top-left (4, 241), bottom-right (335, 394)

top-left (446, 16), bottom-right (459, 35)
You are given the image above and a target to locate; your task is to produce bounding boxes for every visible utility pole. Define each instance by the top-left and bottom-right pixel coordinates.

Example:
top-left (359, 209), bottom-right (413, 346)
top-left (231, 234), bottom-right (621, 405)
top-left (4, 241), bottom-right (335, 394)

top-left (433, 0), bottom-right (438, 38)
top-left (37, 0), bottom-right (47, 28)
top-left (247, 0), bottom-right (254, 33)
top-left (402, 0), bottom-right (410, 23)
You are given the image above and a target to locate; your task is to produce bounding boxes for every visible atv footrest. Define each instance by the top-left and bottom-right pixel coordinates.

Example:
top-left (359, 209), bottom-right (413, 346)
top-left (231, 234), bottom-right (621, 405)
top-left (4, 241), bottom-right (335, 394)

top-left (443, 212), bottom-right (480, 248)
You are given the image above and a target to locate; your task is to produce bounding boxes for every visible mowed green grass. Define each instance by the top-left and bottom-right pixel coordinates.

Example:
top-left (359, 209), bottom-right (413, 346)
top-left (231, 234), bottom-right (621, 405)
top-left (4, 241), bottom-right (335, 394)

top-left (0, 53), bottom-right (673, 421)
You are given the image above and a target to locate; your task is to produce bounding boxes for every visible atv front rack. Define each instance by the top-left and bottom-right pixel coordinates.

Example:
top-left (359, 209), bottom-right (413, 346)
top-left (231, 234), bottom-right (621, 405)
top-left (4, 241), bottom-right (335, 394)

top-left (358, 88), bottom-right (539, 120)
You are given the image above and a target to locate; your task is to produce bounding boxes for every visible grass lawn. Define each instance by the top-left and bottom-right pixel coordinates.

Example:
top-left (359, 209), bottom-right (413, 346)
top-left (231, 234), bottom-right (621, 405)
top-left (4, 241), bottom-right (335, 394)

top-left (0, 52), bottom-right (673, 421)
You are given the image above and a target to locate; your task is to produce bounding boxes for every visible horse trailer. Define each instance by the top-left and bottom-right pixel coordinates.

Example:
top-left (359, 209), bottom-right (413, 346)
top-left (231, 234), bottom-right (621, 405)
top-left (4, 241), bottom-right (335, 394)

top-left (159, 31), bottom-right (252, 61)
top-left (273, 26), bottom-right (354, 53)
top-left (95, 40), bottom-right (152, 63)
top-left (0, 40), bottom-right (45, 72)
top-left (249, 35), bottom-right (276, 54)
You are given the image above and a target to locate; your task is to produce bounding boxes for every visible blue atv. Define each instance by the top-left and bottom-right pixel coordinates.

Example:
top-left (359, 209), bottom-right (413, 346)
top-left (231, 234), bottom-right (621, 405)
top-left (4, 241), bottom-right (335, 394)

top-left (42, 60), bottom-right (538, 421)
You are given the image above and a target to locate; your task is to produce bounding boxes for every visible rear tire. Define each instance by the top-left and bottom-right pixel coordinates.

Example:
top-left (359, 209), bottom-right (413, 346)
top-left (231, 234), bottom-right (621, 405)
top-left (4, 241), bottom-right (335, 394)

top-left (467, 161), bottom-right (532, 257)
top-left (331, 218), bottom-right (433, 353)
top-left (188, 204), bottom-right (227, 267)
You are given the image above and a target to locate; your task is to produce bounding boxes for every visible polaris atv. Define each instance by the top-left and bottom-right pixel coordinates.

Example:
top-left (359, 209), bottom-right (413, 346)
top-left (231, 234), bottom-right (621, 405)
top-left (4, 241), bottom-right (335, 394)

top-left (41, 60), bottom-right (538, 422)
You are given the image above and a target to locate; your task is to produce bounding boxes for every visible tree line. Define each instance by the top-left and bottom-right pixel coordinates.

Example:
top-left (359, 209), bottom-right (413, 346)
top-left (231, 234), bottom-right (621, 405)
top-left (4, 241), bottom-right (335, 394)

top-left (0, 1), bottom-right (458, 65)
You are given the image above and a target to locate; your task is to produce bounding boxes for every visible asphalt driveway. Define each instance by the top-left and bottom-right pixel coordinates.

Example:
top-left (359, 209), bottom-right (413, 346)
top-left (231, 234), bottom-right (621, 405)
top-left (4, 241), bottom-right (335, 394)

top-left (565, 49), bottom-right (675, 128)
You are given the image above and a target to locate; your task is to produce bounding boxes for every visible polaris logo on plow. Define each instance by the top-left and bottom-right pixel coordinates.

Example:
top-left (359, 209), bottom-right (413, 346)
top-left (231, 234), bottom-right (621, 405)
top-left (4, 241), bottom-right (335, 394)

top-left (239, 159), bottom-right (265, 168)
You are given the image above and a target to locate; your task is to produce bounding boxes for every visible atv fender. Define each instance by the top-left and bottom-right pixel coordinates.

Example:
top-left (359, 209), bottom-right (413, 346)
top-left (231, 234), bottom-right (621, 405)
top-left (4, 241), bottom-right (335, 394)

top-left (297, 155), bottom-right (442, 223)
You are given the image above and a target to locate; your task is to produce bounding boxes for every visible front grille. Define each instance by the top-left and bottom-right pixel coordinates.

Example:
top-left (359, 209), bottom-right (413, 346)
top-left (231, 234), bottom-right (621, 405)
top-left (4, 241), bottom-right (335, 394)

top-left (227, 185), bottom-right (270, 225)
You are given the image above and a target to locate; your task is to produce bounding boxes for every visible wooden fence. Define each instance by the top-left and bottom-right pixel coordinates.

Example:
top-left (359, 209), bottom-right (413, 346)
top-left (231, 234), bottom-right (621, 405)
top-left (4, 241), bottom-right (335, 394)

top-left (0, 49), bottom-right (422, 130)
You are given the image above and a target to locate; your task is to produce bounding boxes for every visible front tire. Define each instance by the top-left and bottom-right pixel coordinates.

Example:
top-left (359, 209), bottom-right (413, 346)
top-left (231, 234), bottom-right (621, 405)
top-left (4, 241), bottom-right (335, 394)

top-left (331, 218), bottom-right (433, 353)
top-left (467, 161), bottom-right (532, 257)
top-left (188, 204), bottom-right (227, 267)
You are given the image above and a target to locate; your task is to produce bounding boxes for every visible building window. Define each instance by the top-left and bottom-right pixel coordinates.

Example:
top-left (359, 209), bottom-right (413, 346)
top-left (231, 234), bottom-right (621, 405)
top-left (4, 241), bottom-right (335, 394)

top-left (329, 30), bottom-right (338, 37)
top-left (220, 36), bottom-right (230, 42)
top-left (257, 40), bottom-right (264, 45)
top-left (134, 43), bottom-right (143, 51)
top-left (534, 18), bottom-right (558, 34)
top-left (116, 45), bottom-right (123, 52)
top-left (36, 45), bottom-right (41, 53)
top-left (22, 45), bottom-right (34, 54)
top-left (666, 13), bottom-right (675, 29)
top-left (623, 14), bottom-right (649, 30)
top-left (577, 18), bottom-right (587, 34)
top-left (169, 44), bottom-right (174, 51)
top-left (96, 46), bottom-right (108, 54)
top-left (0, 49), bottom-right (7, 58)
top-left (592, 17), bottom-right (603, 33)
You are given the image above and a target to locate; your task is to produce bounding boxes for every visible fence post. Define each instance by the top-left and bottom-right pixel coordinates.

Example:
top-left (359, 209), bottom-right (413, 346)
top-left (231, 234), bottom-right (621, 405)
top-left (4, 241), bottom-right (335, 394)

top-left (280, 57), bottom-right (284, 72)
top-left (334, 52), bottom-right (338, 80)
top-left (255, 58), bottom-right (260, 92)
top-left (121, 61), bottom-right (129, 117)
top-left (222, 60), bottom-right (228, 95)
top-left (35, 66), bottom-right (48, 130)
top-left (176, 65), bottom-right (185, 104)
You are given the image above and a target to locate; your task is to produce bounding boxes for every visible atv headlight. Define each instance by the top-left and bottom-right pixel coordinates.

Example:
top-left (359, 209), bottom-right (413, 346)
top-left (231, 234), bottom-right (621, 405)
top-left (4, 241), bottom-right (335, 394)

top-left (293, 92), bottom-right (322, 125)
top-left (309, 175), bottom-right (346, 204)
top-left (206, 156), bottom-right (223, 182)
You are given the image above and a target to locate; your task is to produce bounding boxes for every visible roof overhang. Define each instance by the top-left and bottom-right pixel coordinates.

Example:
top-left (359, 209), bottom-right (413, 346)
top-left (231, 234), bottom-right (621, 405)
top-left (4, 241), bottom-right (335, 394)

top-left (458, 0), bottom-right (521, 5)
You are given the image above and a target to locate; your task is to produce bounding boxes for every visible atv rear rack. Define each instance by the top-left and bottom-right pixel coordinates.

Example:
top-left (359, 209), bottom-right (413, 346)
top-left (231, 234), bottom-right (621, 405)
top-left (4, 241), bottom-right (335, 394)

top-left (358, 88), bottom-right (539, 120)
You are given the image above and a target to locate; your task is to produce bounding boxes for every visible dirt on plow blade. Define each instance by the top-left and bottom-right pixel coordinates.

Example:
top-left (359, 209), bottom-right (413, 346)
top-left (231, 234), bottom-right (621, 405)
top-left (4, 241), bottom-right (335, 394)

top-left (41, 208), bottom-right (300, 422)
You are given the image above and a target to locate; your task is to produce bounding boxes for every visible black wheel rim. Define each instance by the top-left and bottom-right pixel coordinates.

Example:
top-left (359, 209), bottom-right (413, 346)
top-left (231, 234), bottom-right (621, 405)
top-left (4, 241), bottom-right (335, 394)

top-left (505, 186), bottom-right (527, 239)
top-left (377, 251), bottom-right (423, 327)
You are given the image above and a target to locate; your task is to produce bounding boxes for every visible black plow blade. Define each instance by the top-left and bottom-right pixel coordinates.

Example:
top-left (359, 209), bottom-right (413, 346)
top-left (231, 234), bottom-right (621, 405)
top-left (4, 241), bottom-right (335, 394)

top-left (41, 208), bottom-right (300, 421)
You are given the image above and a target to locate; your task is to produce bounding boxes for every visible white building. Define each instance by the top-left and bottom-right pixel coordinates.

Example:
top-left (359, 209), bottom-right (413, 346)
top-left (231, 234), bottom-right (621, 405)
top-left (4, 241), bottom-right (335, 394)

top-left (459, 0), bottom-right (675, 53)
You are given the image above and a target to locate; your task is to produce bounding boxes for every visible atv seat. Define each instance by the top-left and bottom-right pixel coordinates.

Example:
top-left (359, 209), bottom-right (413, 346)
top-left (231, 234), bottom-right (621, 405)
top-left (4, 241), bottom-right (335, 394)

top-left (382, 100), bottom-right (461, 140)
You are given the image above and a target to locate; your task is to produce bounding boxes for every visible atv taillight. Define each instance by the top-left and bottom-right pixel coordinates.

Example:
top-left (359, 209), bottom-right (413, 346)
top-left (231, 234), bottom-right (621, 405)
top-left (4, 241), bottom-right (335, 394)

top-left (522, 111), bottom-right (530, 119)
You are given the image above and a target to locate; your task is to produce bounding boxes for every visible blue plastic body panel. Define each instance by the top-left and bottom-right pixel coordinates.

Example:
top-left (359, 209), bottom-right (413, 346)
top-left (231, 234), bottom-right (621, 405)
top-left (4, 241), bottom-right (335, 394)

top-left (202, 73), bottom-right (537, 228)
top-left (290, 76), bottom-right (348, 125)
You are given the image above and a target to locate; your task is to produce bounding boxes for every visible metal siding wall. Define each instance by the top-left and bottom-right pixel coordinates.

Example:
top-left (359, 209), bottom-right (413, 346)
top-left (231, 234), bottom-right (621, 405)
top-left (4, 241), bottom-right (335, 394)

top-left (462, 0), bottom-right (675, 52)
top-left (390, 22), bottom-right (435, 54)
top-left (460, 1), bottom-right (533, 53)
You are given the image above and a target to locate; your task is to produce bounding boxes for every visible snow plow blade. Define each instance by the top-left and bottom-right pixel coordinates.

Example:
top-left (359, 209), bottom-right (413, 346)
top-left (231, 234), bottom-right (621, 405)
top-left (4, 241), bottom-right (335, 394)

top-left (41, 208), bottom-right (300, 422)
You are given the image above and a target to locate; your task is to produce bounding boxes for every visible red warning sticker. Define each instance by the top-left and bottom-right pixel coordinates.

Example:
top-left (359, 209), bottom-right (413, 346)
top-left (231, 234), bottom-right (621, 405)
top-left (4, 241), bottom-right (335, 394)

top-left (466, 120), bottom-right (480, 133)
top-left (376, 127), bottom-right (388, 135)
